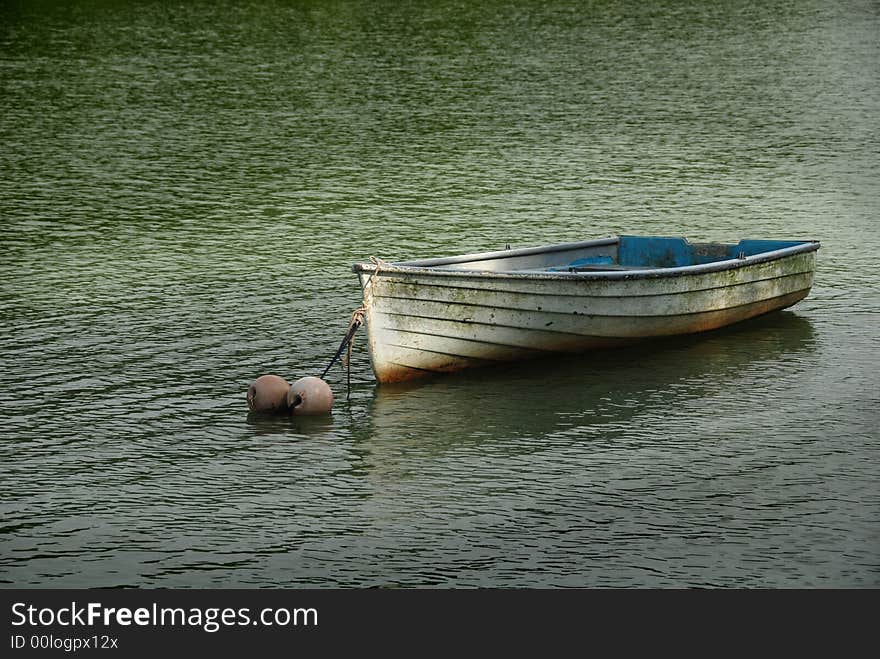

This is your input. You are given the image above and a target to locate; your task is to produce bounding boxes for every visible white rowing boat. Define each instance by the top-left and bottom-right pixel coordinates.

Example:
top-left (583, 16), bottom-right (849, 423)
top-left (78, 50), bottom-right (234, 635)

top-left (352, 235), bottom-right (819, 383)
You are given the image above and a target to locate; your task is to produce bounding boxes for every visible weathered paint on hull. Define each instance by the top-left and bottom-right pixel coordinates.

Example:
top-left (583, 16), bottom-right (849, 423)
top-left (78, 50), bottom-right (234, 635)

top-left (356, 246), bottom-right (817, 384)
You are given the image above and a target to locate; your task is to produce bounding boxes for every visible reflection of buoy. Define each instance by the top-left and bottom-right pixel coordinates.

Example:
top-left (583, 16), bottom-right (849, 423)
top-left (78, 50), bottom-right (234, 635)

top-left (247, 374), bottom-right (291, 413)
top-left (288, 376), bottom-right (333, 415)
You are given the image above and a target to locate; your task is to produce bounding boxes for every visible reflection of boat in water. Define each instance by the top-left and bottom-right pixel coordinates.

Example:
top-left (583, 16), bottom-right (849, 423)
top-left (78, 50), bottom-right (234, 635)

top-left (353, 236), bottom-right (819, 383)
top-left (360, 312), bottom-right (817, 448)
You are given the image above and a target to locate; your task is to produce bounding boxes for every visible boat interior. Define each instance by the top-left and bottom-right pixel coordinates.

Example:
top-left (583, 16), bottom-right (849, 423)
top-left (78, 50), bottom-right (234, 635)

top-left (552, 236), bottom-right (810, 272)
top-left (400, 236), bottom-right (812, 273)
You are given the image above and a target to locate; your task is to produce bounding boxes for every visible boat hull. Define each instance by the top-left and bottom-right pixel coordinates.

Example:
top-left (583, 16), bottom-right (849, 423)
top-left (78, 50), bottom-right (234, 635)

top-left (355, 241), bottom-right (817, 383)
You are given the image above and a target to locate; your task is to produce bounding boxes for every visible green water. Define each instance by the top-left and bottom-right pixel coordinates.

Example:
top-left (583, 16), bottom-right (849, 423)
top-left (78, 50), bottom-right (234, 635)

top-left (1, 0), bottom-right (878, 587)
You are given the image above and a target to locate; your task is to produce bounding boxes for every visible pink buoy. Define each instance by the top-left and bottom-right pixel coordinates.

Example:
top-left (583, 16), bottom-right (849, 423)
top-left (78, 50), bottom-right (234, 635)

top-left (247, 374), bottom-right (291, 413)
top-left (288, 376), bottom-right (333, 415)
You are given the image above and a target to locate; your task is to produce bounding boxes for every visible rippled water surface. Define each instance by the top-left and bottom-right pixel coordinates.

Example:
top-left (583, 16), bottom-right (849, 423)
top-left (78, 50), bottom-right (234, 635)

top-left (2, 0), bottom-right (878, 587)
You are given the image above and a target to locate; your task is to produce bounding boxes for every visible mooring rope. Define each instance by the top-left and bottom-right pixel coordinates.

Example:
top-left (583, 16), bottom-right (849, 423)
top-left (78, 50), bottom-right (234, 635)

top-left (320, 306), bottom-right (366, 381)
top-left (360, 256), bottom-right (390, 292)
top-left (319, 256), bottom-right (388, 396)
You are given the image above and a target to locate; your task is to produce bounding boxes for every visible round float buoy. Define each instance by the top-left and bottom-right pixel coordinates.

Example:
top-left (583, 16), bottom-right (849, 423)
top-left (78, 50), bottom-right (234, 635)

top-left (247, 374), bottom-right (291, 413)
top-left (288, 376), bottom-right (333, 415)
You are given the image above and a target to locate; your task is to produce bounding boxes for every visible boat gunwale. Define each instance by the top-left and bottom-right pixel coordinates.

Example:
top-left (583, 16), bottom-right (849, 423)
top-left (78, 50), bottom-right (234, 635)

top-left (352, 238), bottom-right (820, 282)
